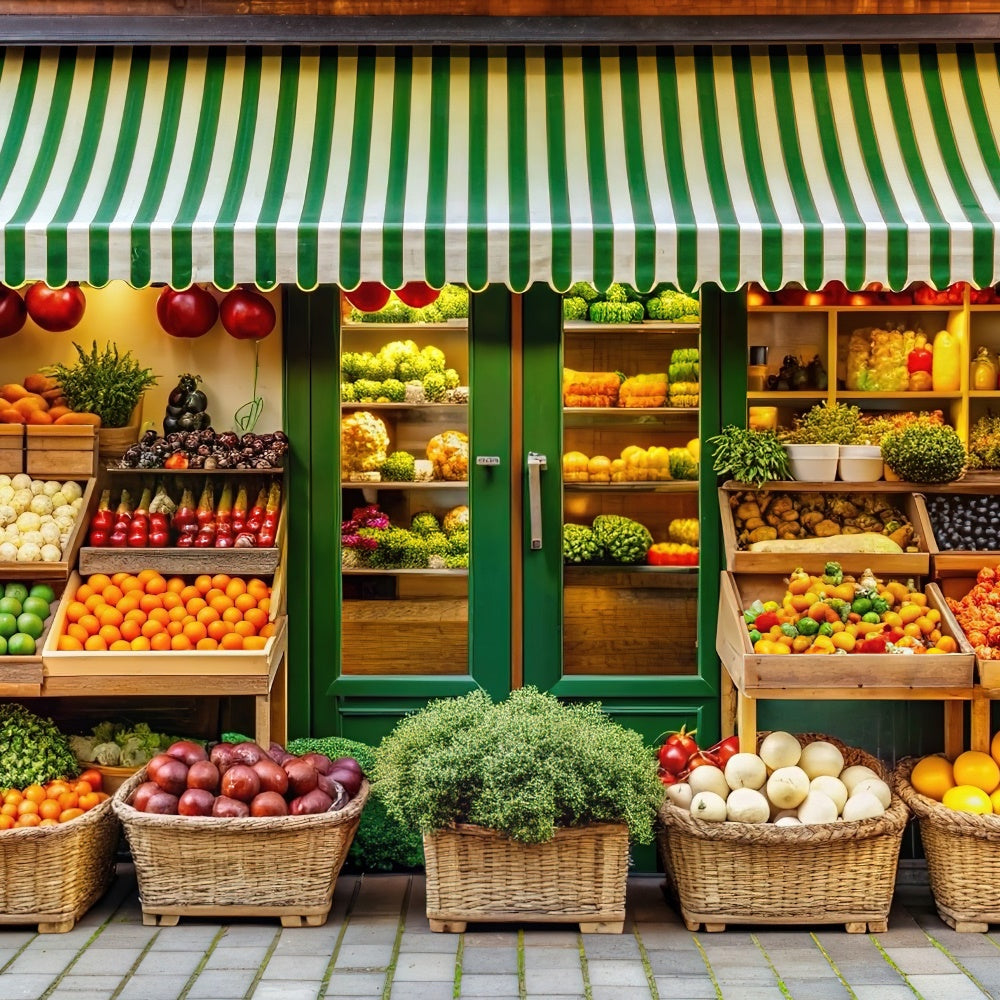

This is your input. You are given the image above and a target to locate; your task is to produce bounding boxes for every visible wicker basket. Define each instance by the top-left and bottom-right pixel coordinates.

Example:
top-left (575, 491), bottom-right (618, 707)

top-left (0, 795), bottom-right (118, 933)
top-left (423, 821), bottom-right (629, 934)
top-left (113, 769), bottom-right (368, 927)
top-left (76, 760), bottom-right (141, 796)
top-left (895, 757), bottom-right (1000, 932)
top-left (658, 733), bottom-right (909, 933)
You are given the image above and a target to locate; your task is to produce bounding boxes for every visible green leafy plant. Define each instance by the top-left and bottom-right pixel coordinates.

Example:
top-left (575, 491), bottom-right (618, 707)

top-left (881, 423), bottom-right (966, 483)
top-left (46, 341), bottom-right (158, 428)
top-left (781, 401), bottom-right (862, 445)
top-left (707, 425), bottom-right (791, 487)
top-left (371, 687), bottom-right (664, 845)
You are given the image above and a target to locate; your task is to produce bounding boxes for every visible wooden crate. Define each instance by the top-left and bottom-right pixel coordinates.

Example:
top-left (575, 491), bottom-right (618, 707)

top-left (0, 425), bottom-right (24, 473)
top-left (914, 493), bottom-right (1000, 579)
top-left (937, 574), bottom-right (1000, 690)
top-left (0, 478), bottom-right (98, 581)
top-left (78, 546), bottom-right (281, 576)
top-left (716, 571), bottom-right (975, 695)
top-left (42, 572), bottom-right (287, 684)
top-left (0, 580), bottom-right (65, 698)
top-left (25, 425), bottom-right (97, 479)
top-left (719, 482), bottom-right (931, 576)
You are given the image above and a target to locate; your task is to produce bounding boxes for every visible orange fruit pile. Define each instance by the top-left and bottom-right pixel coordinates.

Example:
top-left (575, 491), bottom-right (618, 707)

top-left (0, 769), bottom-right (108, 830)
top-left (56, 572), bottom-right (274, 652)
top-left (911, 736), bottom-right (1000, 815)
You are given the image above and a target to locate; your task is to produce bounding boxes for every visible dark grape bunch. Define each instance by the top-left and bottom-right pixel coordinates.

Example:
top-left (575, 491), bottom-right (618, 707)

top-left (925, 494), bottom-right (1000, 551)
top-left (118, 429), bottom-right (288, 471)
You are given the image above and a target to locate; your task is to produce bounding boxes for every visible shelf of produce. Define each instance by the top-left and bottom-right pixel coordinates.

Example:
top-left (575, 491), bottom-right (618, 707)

top-left (836, 392), bottom-right (963, 402)
top-left (748, 305), bottom-right (957, 314)
top-left (342, 321), bottom-right (467, 331)
top-left (0, 587), bottom-right (63, 698)
top-left (564, 564), bottom-right (697, 575)
top-left (0, 477), bottom-right (98, 581)
top-left (912, 492), bottom-right (1000, 578)
top-left (563, 321), bottom-right (699, 333)
top-left (103, 466), bottom-right (284, 477)
top-left (745, 391), bottom-right (828, 402)
top-left (563, 407), bottom-right (696, 428)
top-left (718, 483), bottom-right (931, 576)
top-left (339, 403), bottom-right (469, 414)
top-left (563, 482), bottom-right (698, 494)
top-left (968, 391), bottom-right (1000, 398)
top-left (717, 572), bottom-right (975, 756)
top-left (342, 480), bottom-right (468, 490)
top-left (78, 547), bottom-right (281, 576)
top-left (342, 568), bottom-right (468, 577)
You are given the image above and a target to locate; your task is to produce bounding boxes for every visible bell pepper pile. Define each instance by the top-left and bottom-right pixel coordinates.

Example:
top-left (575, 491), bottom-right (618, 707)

top-left (742, 562), bottom-right (958, 655)
top-left (656, 725), bottom-right (740, 786)
top-left (946, 565), bottom-right (1000, 660)
top-left (647, 542), bottom-right (698, 566)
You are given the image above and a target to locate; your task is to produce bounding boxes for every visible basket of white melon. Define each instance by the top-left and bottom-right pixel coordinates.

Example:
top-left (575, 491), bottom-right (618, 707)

top-left (657, 732), bottom-right (909, 934)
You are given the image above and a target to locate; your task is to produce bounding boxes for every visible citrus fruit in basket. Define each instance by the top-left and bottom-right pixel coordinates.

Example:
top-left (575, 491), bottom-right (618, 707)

top-left (952, 750), bottom-right (1000, 794)
top-left (942, 785), bottom-right (993, 814)
top-left (910, 755), bottom-right (956, 801)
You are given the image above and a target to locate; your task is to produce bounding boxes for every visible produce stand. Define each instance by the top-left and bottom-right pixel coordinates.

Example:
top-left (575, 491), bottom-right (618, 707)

top-left (716, 572), bottom-right (975, 757)
top-left (0, 582), bottom-right (63, 699)
top-left (113, 771), bottom-right (368, 927)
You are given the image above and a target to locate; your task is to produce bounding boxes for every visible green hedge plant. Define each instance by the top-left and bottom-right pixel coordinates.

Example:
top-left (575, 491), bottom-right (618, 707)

top-left (371, 687), bottom-right (664, 845)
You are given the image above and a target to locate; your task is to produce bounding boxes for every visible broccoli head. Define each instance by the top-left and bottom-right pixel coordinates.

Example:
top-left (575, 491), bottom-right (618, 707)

top-left (668, 447), bottom-right (698, 480)
top-left (423, 531), bottom-right (449, 555)
top-left (604, 283), bottom-right (629, 303)
top-left (353, 299), bottom-right (417, 324)
top-left (340, 351), bottom-right (366, 382)
top-left (567, 281), bottom-right (600, 302)
top-left (591, 514), bottom-right (653, 565)
top-left (340, 382), bottom-right (357, 402)
top-left (380, 451), bottom-right (416, 482)
top-left (378, 340), bottom-right (419, 375)
top-left (410, 511), bottom-right (442, 536)
top-left (352, 379), bottom-right (384, 402)
top-left (563, 523), bottom-right (603, 564)
top-left (563, 296), bottom-right (589, 321)
top-left (422, 370), bottom-right (447, 402)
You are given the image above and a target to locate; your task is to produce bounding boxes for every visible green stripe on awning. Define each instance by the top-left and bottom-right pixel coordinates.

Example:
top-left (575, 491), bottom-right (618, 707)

top-left (2, 43), bottom-right (1000, 292)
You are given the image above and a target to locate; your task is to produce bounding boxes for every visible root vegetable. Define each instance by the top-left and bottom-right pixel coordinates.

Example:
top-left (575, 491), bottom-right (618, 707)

top-left (726, 787), bottom-right (770, 823)
top-left (209, 742), bottom-right (237, 773)
top-left (149, 756), bottom-right (188, 796)
top-left (220, 763), bottom-right (261, 803)
top-left (759, 731), bottom-right (802, 770)
top-left (212, 795), bottom-right (250, 818)
top-left (283, 758), bottom-right (319, 797)
top-left (665, 783), bottom-right (692, 810)
top-left (327, 764), bottom-right (362, 797)
top-left (252, 757), bottom-right (289, 796)
top-left (724, 753), bottom-right (767, 791)
top-left (774, 816), bottom-right (802, 827)
top-left (766, 766), bottom-right (810, 809)
top-left (132, 781), bottom-right (161, 811)
top-left (289, 789), bottom-right (334, 815)
top-left (145, 791), bottom-right (179, 814)
top-left (690, 791), bottom-right (727, 822)
top-left (230, 741), bottom-right (267, 766)
top-left (250, 791), bottom-right (290, 817)
top-left (166, 740), bottom-right (209, 766)
top-left (186, 760), bottom-right (221, 794)
top-left (798, 741), bottom-right (845, 780)
top-left (178, 788), bottom-right (215, 816)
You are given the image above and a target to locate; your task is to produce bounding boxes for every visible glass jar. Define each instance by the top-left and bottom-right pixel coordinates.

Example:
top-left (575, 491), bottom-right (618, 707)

top-left (971, 345), bottom-right (998, 391)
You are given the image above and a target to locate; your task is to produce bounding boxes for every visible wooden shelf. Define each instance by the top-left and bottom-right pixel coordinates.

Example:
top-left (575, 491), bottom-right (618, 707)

top-left (340, 403), bottom-right (469, 414)
top-left (342, 480), bottom-right (468, 490)
top-left (104, 466), bottom-right (284, 476)
top-left (563, 320), bottom-right (699, 333)
top-left (837, 391), bottom-right (963, 402)
top-left (342, 321), bottom-right (467, 331)
top-left (79, 546), bottom-right (280, 576)
top-left (748, 304), bottom-right (957, 314)
top-left (342, 567), bottom-right (467, 576)
top-left (564, 564), bottom-right (696, 575)
top-left (564, 481), bottom-right (698, 493)
top-left (746, 391), bottom-right (826, 401)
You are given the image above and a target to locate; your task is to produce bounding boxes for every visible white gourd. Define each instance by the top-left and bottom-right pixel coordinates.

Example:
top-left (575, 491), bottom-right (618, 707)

top-left (798, 741), bottom-right (845, 779)
top-left (759, 731), bottom-right (802, 770)
top-left (796, 790), bottom-right (839, 825)
top-left (724, 753), bottom-right (767, 790)
top-left (810, 775), bottom-right (848, 815)
top-left (850, 776), bottom-right (891, 810)
top-left (766, 766), bottom-right (810, 809)
top-left (841, 790), bottom-right (886, 822)
top-left (726, 787), bottom-right (770, 824)
top-left (687, 765), bottom-right (730, 800)
top-left (690, 791), bottom-right (728, 822)
top-left (839, 764), bottom-right (879, 794)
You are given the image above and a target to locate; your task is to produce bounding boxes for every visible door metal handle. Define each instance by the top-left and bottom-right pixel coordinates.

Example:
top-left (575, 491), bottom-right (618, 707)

top-left (527, 452), bottom-right (547, 550)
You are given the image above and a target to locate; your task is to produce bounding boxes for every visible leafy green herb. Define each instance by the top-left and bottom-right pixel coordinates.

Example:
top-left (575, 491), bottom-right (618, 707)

top-left (46, 341), bottom-right (158, 428)
top-left (708, 425), bottom-right (791, 487)
top-left (780, 401), bottom-right (862, 445)
top-left (372, 687), bottom-right (664, 845)
top-left (0, 704), bottom-right (78, 788)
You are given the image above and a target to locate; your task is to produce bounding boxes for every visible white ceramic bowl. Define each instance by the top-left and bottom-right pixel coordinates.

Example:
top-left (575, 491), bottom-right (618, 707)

top-left (838, 445), bottom-right (883, 482)
top-left (785, 443), bottom-right (839, 482)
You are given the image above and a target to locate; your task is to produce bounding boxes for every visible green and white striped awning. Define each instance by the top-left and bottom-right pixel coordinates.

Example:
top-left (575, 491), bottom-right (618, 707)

top-left (3, 43), bottom-right (1000, 292)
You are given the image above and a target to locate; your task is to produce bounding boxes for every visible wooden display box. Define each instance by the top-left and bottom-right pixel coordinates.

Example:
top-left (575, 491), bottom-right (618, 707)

top-left (0, 581), bottom-right (65, 698)
top-left (937, 574), bottom-right (1000, 689)
top-left (79, 546), bottom-right (281, 576)
top-left (42, 572), bottom-right (287, 684)
top-left (716, 571), bottom-right (975, 695)
top-left (0, 478), bottom-right (97, 581)
top-left (0, 425), bottom-right (24, 473)
top-left (913, 493), bottom-right (1000, 579)
top-left (25, 425), bottom-right (98, 479)
top-left (719, 482), bottom-right (932, 576)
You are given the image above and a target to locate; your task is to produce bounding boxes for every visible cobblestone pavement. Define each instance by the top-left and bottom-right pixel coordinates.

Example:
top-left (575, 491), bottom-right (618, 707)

top-left (2, 865), bottom-right (1000, 999)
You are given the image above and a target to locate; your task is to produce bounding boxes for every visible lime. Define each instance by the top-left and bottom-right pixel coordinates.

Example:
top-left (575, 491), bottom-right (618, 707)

top-left (0, 635), bottom-right (6, 655)
top-left (6, 632), bottom-right (35, 656)
top-left (28, 584), bottom-right (55, 604)
top-left (0, 597), bottom-right (22, 617)
top-left (15, 612), bottom-right (43, 640)
top-left (0, 613), bottom-right (16, 639)
top-left (3, 583), bottom-right (27, 604)
top-left (21, 596), bottom-right (51, 620)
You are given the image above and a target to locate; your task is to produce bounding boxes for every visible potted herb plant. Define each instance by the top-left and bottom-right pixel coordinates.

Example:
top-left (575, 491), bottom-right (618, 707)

top-left (371, 687), bottom-right (664, 933)
top-left (707, 424), bottom-right (792, 487)
top-left (46, 341), bottom-right (158, 456)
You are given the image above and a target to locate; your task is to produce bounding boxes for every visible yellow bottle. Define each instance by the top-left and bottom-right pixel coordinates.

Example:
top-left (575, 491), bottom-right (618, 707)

top-left (931, 329), bottom-right (961, 391)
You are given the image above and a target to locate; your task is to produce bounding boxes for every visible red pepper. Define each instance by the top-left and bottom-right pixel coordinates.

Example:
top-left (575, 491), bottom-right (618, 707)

top-left (906, 344), bottom-right (932, 374)
top-left (172, 487), bottom-right (197, 535)
top-left (231, 485), bottom-right (248, 534)
top-left (706, 735), bottom-right (740, 766)
top-left (754, 611), bottom-right (780, 632)
top-left (246, 487), bottom-right (267, 534)
top-left (859, 635), bottom-right (889, 654)
top-left (164, 451), bottom-right (189, 470)
top-left (195, 480), bottom-right (215, 527)
top-left (88, 489), bottom-right (113, 545)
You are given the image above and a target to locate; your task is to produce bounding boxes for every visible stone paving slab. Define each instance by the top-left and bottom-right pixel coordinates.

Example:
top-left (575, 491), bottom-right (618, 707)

top-left (6, 865), bottom-right (1000, 999)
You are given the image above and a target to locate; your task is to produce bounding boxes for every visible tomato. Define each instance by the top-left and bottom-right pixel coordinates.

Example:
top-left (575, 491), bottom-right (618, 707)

top-left (686, 750), bottom-right (721, 770)
top-left (156, 285), bottom-right (218, 338)
top-left (77, 768), bottom-right (103, 792)
top-left (344, 282), bottom-right (391, 313)
top-left (219, 287), bottom-right (276, 340)
top-left (0, 286), bottom-right (26, 338)
top-left (395, 282), bottom-right (440, 308)
top-left (665, 726), bottom-right (698, 757)
top-left (708, 735), bottom-right (740, 766)
top-left (25, 282), bottom-right (86, 331)
top-left (658, 742), bottom-right (689, 776)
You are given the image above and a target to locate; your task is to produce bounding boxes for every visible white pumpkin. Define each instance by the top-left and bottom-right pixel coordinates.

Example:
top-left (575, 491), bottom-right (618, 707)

top-left (726, 787), bottom-right (770, 824)
top-left (689, 791), bottom-right (728, 823)
top-left (810, 775), bottom-right (848, 815)
top-left (759, 731), bottom-right (802, 771)
top-left (766, 766), bottom-right (810, 809)
top-left (724, 753), bottom-right (767, 791)
top-left (798, 740), bottom-right (845, 779)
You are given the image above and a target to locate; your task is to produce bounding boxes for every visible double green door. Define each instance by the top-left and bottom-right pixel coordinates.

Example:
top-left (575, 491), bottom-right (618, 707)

top-left (284, 285), bottom-right (726, 750)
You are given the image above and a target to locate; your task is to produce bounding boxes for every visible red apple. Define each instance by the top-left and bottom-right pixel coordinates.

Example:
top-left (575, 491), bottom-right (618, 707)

top-left (0, 286), bottom-right (26, 338)
top-left (25, 282), bottom-right (86, 331)
top-left (343, 282), bottom-right (391, 312)
top-left (395, 282), bottom-right (440, 308)
top-left (156, 285), bottom-right (219, 338)
top-left (220, 287), bottom-right (276, 340)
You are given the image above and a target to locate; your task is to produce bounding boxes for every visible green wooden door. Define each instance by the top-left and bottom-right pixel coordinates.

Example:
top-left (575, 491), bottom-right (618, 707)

top-left (519, 285), bottom-right (727, 749)
top-left (283, 286), bottom-right (515, 746)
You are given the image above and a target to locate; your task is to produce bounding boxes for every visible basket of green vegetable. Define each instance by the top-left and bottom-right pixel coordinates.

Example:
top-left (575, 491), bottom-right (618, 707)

top-left (372, 687), bottom-right (664, 934)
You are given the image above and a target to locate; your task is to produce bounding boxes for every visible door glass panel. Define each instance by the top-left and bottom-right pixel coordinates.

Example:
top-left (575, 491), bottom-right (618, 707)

top-left (339, 293), bottom-right (470, 675)
top-left (562, 307), bottom-right (701, 676)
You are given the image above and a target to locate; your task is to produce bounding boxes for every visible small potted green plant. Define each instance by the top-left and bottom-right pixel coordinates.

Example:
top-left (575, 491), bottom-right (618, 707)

top-left (371, 687), bottom-right (664, 933)
top-left (780, 401), bottom-right (862, 481)
top-left (46, 341), bottom-right (158, 456)
top-left (707, 424), bottom-right (791, 487)
top-left (881, 422), bottom-right (966, 484)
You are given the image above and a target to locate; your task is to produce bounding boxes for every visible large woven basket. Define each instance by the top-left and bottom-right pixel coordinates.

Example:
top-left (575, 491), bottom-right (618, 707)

top-left (113, 769), bottom-right (368, 927)
top-left (423, 821), bottom-right (629, 934)
top-left (0, 794), bottom-right (118, 933)
top-left (895, 757), bottom-right (1000, 932)
top-left (658, 733), bottom-right (909, 933)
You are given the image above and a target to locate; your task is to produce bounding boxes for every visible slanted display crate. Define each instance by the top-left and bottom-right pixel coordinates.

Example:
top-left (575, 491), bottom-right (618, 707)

top-left (25, 425), bottom-right (98, 479)
top-left (719, 482), bottom-right (931, 577)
